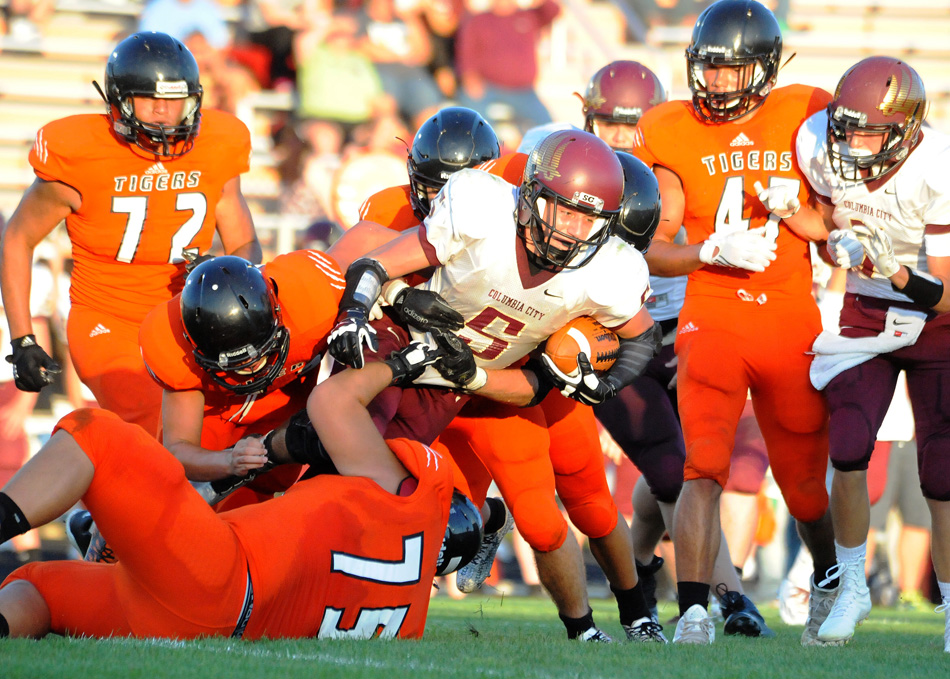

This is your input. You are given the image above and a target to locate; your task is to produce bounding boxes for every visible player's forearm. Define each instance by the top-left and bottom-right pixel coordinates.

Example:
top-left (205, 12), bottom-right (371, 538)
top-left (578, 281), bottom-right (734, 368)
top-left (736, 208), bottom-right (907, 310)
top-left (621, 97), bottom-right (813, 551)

top-left (781, 205), bottom-right (832, 242)
top-left (469, 367), bottom-right (540, 407)
top-left (165, 441), bottom-right (234, 482)
top-left (0, 237), bottom-right (37, 339)
top-left (226, 238), bottom-right (263, 265)
top-left (643, 238), bottom-right (704, 277)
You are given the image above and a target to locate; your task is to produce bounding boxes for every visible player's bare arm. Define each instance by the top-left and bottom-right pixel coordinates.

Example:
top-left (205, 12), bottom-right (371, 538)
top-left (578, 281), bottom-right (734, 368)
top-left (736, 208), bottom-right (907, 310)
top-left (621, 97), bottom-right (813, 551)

top-left (161, 388), bottom-right (268, 481)
top-left (327, 219), bottom-right (402, 271)
top-left (643, 165), bottom-right (706, 277)
top-left (308, 362), bottom-right (410, 494)
top-left (0, 179), bottom-right (78, 339)
top-left (214, 176), bottom-right (262, 264)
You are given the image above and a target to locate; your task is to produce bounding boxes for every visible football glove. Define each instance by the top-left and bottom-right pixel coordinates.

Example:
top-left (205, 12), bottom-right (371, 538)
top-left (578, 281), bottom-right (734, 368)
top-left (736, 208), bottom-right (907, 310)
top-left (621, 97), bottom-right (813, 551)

top-left (181, 249), bottom-right (215, 274)
top-left (385, 340), bottom-right (446, 387)
top-left (853, 224), bottom-right (900, 277)
top-left (826, 229), bottom-right (865, 269)
top-left (327, 308), bottom-right (378, 369)
top-left (540, 352), bottom-right (616, 405)
top-left (6, 335), bottom-right (61, 392)
top-left (753, 181), bottom-right (800, 219)
top-left (698, 227), bottom-right (777, 272)
top-left (431, 329), bottom-right (486, 390)
top-left (391, 285), bottom-right (464, 332)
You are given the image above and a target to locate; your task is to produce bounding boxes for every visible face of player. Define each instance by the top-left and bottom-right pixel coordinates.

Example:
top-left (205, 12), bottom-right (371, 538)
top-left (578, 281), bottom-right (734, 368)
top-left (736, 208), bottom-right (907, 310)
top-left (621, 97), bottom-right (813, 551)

top-left (701, 63), bottom-right (755, 114)
top-left (845, 128), bottom-right (887, 156)
top-left (234, 356), bottom-right (269, 377)
top-left (591, 120), bottom-right (638, 151)
top-left (132, 96), bottom-right (189, 127)
top-left (542, 200), bottom-right (602, 244)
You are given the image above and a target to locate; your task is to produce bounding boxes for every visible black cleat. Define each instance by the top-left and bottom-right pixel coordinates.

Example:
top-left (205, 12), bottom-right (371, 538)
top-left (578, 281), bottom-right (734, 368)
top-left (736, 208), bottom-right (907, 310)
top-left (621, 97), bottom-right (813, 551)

top-left (718, 584), bottom-right (775, 638)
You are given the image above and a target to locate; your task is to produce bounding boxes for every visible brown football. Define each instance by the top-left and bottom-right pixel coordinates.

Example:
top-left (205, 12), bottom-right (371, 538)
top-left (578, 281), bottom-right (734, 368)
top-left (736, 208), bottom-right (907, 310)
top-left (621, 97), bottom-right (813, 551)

top-left (544, 316), bottom-right (619, 375)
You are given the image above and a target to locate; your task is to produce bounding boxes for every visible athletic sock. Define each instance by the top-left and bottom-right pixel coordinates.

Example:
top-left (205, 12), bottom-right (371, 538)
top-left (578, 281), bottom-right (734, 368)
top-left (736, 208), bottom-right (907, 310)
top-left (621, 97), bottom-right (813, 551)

top-left (611, 582), bottom-right (650, 626)
top-left (677, 581), bottom-right (710, 616)
top-left (559, 607), bottom-right (596, 639)
top-left (483, 497), bottom-right (507, 534)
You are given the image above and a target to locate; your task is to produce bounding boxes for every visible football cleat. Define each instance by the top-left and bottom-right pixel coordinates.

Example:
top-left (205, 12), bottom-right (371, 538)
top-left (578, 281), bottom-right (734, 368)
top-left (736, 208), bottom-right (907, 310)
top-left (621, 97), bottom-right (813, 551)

top-left (937, 601), bottom-right (950, 653)
top-left (623, 616), bottom-right (668, 643)
top-left (672, 604), bottom-right (715, 645)
top-left (65, 508), bottom-right (93, 557)
top-left (456, 499), bottom-right (513, 593)
top-left (85, 522), bottom-right (118, 564)
top-left (801, 579), bottom-right (841, 647)
top-left (635, 555), bottom-right (664, 620)
top-left (577, 626), bottom-right (613, 643)
top-left (717, 585), bottom-right (775, 638)
top-left (817, 561), bottom-right (871, 643)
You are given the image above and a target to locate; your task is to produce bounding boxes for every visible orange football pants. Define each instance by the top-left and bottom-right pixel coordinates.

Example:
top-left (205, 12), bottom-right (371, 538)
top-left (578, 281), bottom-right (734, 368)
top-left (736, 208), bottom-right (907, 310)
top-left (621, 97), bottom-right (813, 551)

top-left (675, 294), bottom-right (829, 522)
top-left (67, 306), bottom-right (163, 438)
top-left (3, 409), bottom-right (248, 638)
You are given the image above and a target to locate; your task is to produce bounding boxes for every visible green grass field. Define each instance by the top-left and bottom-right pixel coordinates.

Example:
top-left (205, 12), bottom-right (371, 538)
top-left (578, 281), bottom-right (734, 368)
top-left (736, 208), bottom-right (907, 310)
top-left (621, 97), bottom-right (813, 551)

top-left (2, 594), bottom-right (946, 679)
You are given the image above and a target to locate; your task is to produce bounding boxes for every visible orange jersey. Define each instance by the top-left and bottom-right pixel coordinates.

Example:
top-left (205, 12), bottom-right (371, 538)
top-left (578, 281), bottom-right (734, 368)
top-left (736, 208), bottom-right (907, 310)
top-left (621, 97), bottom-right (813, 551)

top-left (30, 109), bottom-right (251, 323)
top-left (633, 86), bottom-right (831, 302)
top-left (356, 152), bottom-right (529, 232)
top-left (140, 250), bottom-right (344, 445)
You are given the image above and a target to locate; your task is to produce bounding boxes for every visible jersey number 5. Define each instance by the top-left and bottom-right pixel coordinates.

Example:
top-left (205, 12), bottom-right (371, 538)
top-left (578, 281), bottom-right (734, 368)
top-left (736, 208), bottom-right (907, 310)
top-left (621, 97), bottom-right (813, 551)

top-left (112, 193), bottom-right (208, 264)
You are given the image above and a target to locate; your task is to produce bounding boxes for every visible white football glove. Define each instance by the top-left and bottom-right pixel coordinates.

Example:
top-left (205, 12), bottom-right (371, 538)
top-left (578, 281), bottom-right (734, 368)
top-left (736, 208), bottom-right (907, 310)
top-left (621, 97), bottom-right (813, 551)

top-left (826, 229), bottom-right (865, 269)
top-left (852, 224), bottom-right (900, 277)
top-left (753, 181), bottom-right (800, 219)
top-left (698, 227), bottom-right (777, 272)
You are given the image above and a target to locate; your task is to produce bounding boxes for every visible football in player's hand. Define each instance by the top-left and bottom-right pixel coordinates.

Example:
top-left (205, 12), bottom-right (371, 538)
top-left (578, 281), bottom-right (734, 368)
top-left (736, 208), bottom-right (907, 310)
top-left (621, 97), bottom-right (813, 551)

top-left (544, 317), bottom-right (619, 375)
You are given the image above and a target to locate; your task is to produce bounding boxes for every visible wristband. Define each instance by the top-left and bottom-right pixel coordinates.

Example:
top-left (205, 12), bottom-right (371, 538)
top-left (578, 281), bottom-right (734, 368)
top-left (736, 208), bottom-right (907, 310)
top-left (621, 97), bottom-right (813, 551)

top-left (893, 268), bottom-right (944, 308)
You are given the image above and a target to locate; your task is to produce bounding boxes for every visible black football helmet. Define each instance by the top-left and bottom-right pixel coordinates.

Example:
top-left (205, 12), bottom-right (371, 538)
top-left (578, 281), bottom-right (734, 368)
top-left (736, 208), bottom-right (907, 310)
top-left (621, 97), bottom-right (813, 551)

top-left (827, 56), bottom-right (926, 183)
top-left (685, 0), bottom-right (782, 123)
top-left (613, 152), bottom-right (661, 253)
top-left (518, 130), bottom-right (623, 270)
top-left (407, 107), bottom-right (500, 219)
top-left (98, 31), bottom-right (203, 157)
top-left (436, 491), bottom-right (484, 576)
top-left (180, 256), bottom-right (290, 395)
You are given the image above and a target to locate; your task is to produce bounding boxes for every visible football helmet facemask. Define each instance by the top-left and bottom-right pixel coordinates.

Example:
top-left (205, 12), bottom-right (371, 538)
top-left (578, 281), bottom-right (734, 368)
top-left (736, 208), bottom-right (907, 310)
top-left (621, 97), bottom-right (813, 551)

top-left (614, 152), bottom-right (661, 253)
top-left (517, 130), bottom-right (623, 270)
top-left (436, 491), bottom-right (484, 576)
top-left (826, 56), bottom-right (926, 183)
top-left (97, 31), bottom-right (203, 158)
top-left (581, 60), bottom-right (666, 145)
top-left (407, 107), bottom-right (500, 219)
top-left (686, 0), bottom-right (782, 123)
top-left (180, 256), bottom-right (290, 395)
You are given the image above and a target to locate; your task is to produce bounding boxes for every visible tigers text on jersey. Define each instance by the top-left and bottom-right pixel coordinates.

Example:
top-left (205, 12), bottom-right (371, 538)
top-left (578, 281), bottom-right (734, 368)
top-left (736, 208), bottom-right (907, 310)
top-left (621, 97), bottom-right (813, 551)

top-left (418, 168), bottom-right (651, 369)
top-left (29, 109), bottom-right (251, 323)
top-left (797, 110), bottom-right (950, 302)
top-left (633, 85), bottom-right (832, 302)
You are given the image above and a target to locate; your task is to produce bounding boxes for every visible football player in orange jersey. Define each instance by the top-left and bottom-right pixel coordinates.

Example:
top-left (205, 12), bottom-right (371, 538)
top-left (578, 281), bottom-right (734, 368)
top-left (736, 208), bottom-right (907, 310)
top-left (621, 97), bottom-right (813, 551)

top-left (0, 32), bottom-right (262, 438)
top-left (630, 0), bottom-right (837, 645)
top-left (0, 345), bottom-right (483, 640)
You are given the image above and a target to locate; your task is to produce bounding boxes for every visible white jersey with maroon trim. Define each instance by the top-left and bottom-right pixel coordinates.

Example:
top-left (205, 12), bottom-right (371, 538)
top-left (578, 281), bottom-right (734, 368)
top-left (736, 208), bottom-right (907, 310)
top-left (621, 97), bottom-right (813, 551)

top-left (797, 110), bottom-right (950, 302)
top-left (419, 168), bottom-right (651, 370)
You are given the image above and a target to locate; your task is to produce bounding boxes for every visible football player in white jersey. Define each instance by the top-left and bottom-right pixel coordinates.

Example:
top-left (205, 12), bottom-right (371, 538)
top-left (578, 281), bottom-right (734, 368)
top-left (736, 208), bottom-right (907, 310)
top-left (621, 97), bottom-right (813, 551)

top-left (329, 130), bottom-right (663, 642)
top-left (796, 56), bottom-right (950, 649)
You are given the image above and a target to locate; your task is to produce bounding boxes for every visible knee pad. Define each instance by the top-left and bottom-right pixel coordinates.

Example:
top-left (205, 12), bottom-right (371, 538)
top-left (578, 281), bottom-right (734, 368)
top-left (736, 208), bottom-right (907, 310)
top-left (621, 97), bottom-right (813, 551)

top-left (783, 476), bottom-right (828, 523)
top-left (562, 498), bottom-right (617, 540)
top-left (509, 489), bottom-right (567, 553)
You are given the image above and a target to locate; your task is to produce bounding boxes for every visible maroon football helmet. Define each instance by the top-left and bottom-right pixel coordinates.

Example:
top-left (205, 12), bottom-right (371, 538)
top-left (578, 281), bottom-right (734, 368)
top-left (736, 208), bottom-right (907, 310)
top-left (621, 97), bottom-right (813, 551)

top-left (581, 60), bottom-right (666, 141)
top-left (517, 130), bottom-right (623, 270)
top-left (827, 56), bottom-right (927, 183)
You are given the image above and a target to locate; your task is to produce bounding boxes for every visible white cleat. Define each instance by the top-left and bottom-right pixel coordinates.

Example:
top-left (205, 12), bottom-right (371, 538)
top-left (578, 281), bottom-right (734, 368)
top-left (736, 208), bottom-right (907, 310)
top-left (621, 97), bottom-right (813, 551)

top-left (779, 577), bottom-right (811, 626)
top-left (673, 604), bottom-right (715, 645)
top-left (937, 601), bottom-right (950, 653)
top-left (817, 562), bottom-right (871, 643)
top-left (577, 626), bottom-right (614, 643)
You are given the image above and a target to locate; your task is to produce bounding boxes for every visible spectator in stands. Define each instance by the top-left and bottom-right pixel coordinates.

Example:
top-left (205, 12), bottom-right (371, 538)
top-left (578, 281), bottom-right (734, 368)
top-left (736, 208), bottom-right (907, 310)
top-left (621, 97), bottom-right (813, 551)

top-left (420, 0), bottom-right (464, 98)
top-left (455, 0), bottom-right (560, 136)
top-left (3, 0), bottom-right (54, 45)
top-left (355, 0), bottom-right (444, 131)
top-left (139, 0), bottom-right (231, 51)
top-left (238, 0), bottom-right (311, 90)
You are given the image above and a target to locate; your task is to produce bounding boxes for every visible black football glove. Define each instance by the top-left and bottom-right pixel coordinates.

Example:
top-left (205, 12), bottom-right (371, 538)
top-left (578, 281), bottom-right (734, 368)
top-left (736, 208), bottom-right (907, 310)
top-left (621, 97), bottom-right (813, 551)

top-left (182, 249), bottom-right (215, 274)
top-left (385, 340), bottom-right (445, 387)
top-left (6, 334), bottom-right (61, 392)
top-left (540, 352), bottom-right (616, 405)
top-left (431, 329), bottom-right (481, 388)
top-left (392, 287), bottom-right (464, 332)
top-left (327, 308), bottom-right (378, 369)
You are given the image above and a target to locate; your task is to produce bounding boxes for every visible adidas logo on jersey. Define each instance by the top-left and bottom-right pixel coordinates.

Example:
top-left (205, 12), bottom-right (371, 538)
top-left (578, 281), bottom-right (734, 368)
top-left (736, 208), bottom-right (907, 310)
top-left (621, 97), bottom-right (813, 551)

top-left (89, 323), bottom-right (111, 338)
top-left (730, 133), bottom-right (754, 147)
top-left (145, 162), bottom-right (169, 176)
top-left (678, 321), bottom-right (699, 335)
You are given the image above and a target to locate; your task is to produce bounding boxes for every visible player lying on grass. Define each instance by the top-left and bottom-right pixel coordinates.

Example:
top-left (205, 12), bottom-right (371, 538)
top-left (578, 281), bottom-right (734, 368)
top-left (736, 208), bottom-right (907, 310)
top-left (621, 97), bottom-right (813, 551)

top-left (0, 344), bottom-right (482, 640)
